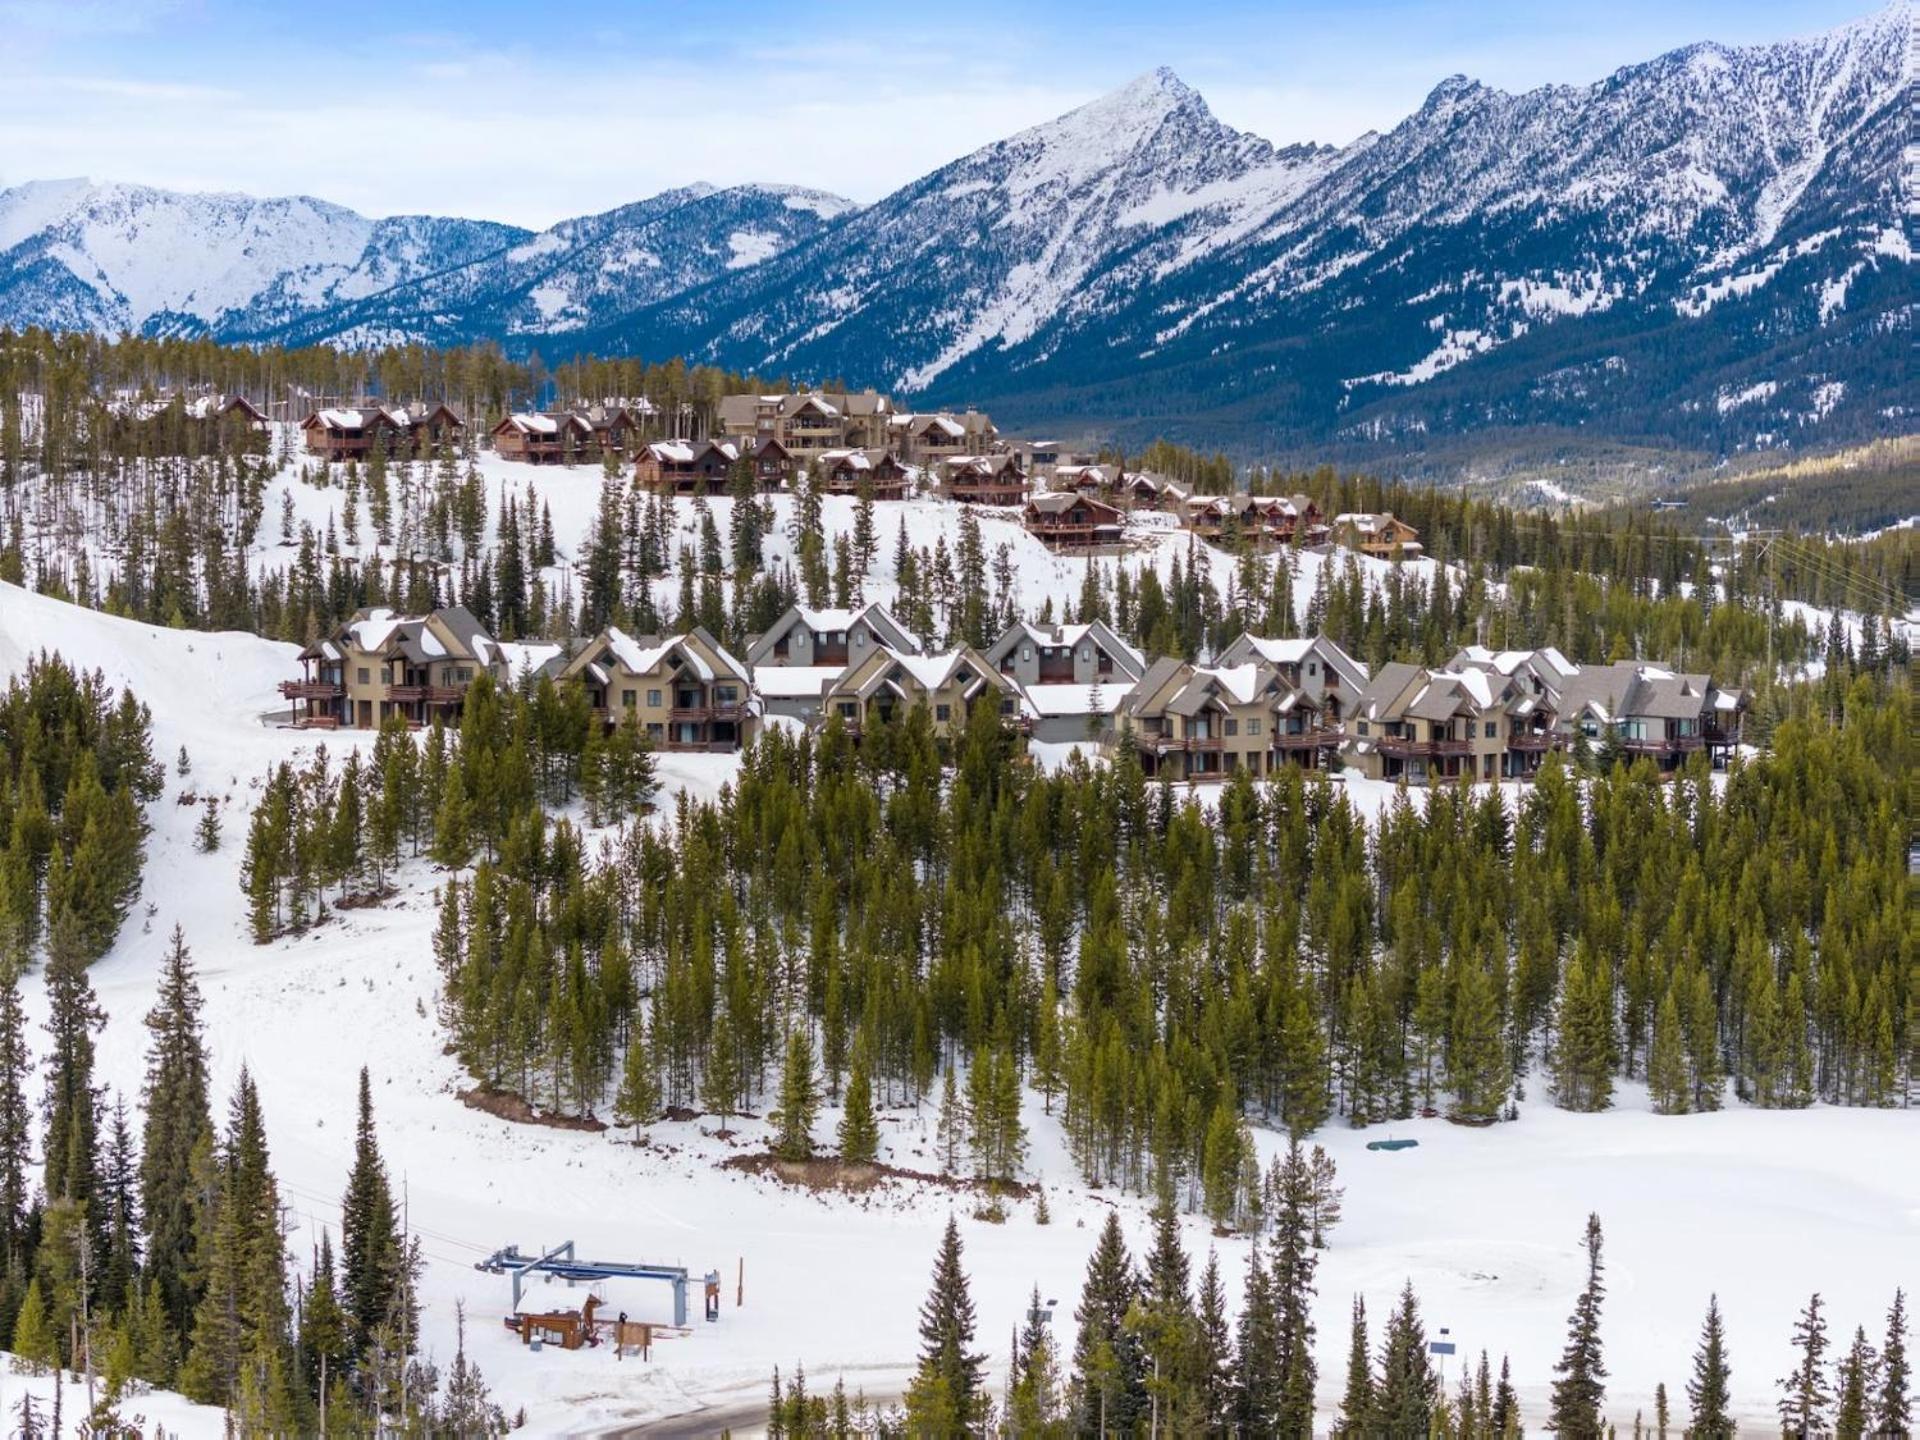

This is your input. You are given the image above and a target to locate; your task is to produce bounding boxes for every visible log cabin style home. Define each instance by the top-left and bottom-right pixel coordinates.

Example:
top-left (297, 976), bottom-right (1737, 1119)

top-left (985, 619), bottom-right (1146, 741)
top-left (491, 411), bottom-right (594, 464)
top-left (634, 439), bottom-right (741, 495)
top-left (888, 411), bottom-right (998, 464)
top-left (939, 453), bottom-right (1031, 505)
top-left (282, 606), bottom-right (507, 729)
top-left (745, 602), bottom-right (925, 721)
top-left (1328, 511), bottom-right (1421, 557)
top-left (1023, 491), bottom-right (1125, 549)
top-left (1216, 633), bottom-right (1369, 727)
top-left (749, 438), bottom-right (798, 489)
top-left (1053, 462), bottom-right (1124, 500)
top-left (1181, 492), bottom-right (1325, 545)
top-left (1115, 659), bottom-right (1334, 780)
top-left (300, 404), bottom-right (465, 462)
top-left (818, 646), bottom-right (1025, 743)
top-left (1121, 471), bottom-right (1190, 511)
top-left (816, 448), bottom-right (911, 498)
top-left (558, 626), bottom-right (758, 752)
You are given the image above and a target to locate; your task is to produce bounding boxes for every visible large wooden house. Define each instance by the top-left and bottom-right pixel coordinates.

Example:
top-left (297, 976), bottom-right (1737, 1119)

top-left (717, 390), bottom-right (894, 453)
top-left (491, 411), bottom-right (595, 464)
top-left (282, 606), bottom-right (506, 729)
top-left (300, 404), bottom-right (465, 463)
top-left (634, 439), bottom-right (741, 495)
top-left (1023, 492), bottom-right (1124, 549)
top-left (1328, 511), bottom-right (1421, 558)
top-left (818, 646), bottom-right (1025, 742)
top-left (816, 448), bottom-right (910, 498)
top-left (940, 453), bottom-right (1030, 506)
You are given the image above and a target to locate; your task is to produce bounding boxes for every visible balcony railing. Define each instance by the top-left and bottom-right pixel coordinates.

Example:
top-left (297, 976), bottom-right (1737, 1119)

top-left (1624, 733), bottom-right (1704, 753)
top-left (1376, 734), bottom-right (1471, 758)
top-left (1507, 731), bottom-right (1557, 751)
top-left (386, 684), bottom-right (466, 704)
top-left (280, 679), bottom-right (343, 701)
top-left (1272, 728), bottom-right (1340, 749)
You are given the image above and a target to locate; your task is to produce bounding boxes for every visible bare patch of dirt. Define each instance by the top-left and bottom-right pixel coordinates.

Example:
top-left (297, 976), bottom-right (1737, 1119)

top-left (722, 1152), bottom-right (1035, 1200)
top-left (458, 1084), bottom-right (608, 1132)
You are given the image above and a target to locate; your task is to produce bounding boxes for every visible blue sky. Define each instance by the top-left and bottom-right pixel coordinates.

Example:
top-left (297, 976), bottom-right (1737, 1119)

top-left (0, 0), bottom-right (1885, 228)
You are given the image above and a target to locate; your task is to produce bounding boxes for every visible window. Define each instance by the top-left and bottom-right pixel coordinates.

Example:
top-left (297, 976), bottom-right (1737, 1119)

top-left (999, 699), bottom-right (1015, 715)
top-left (622, 689), bottom-right (636, 709)
top-left (454, 666), bottom-right (472, 682)
top-left (1224, 718), bottom-right (1239, 737)
top-left (1308, 661), bottom-right (1318, 675)
top-left (715, 686), bottom-right (738, 704)
top-left (935, 704), bottom-right (951, 723)
top-left (838, 702), bottom-right (857, 720)
top-left (1486, 720), bottom-right (1498, 738)
top-left (1358, 721), bottom-right (1369, 736)
top-left (1022, 647), bottom-right (1032, 661)
top-left (1247, 717), bottom-right (1263, 736)
top-left (646, 724), bottom-right (663, 740)
top-left (357, 667), bottom-right (370, 686)
top-left (854, 632), bottom-right (865, 647)
top-left (647, 689), bottom-right (662, 708)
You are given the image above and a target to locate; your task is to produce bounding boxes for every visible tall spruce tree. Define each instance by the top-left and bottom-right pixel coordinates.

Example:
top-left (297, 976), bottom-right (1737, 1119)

top-left (340, 1068), bottom-right (406, 1372)
top-left (1373, 1280), bottom-right (1437, 1436)
top-left (41, 905), bottom-right (104, 1233)
top-left (1778, 1293), bottom-right (1832, 1438)
top-left (903, 1216), bottom-right (986, 1433)
top-left (1336, 1295), bottom-right (1373, 1436)
top-left (1879, 1288), bottom-right (1910, 1438)
top-left (0, 960), bottom-right (32, 1272)
top-left (1687, 1294), bottom-right (1733, 1439)
top-left (1073, 1209), bottom-right (1144, 1434)
top-left (1548, 1213), bottom-right (1608, 1436)
top-left (141, 923), bottom-right (214, 1341)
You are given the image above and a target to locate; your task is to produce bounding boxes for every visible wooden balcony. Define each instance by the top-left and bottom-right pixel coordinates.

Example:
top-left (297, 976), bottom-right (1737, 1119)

top-left (1624, 733), bottom-right (1704, 754)
top-left (1507, 731), bottom-right (1557, 751)
top-left (1376, 734), bottom-right (1471, 759)
top-left (280, 679), bottom-right (343, 701)
top-left (386, 684), bottom-right (466, 705)
top-left (1272, 728), bottom-right (1340, 750)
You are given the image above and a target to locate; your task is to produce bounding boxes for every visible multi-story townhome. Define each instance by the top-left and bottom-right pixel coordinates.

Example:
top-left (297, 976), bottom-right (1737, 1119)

top-left (985, 620), bottom-right (1146, 741)
top-left (490, 411), bottom-right (595, 464)
top-left (818, 646), bottom-right (1025, 742)
top-left (1054, 462), bottom-right (1124, 499)
top-left (940, 453), bottom-right (1030, 505)
top-left (1216, 633), bottom-right (1370, 727)
top-left (1555, 662), bottom-right (1744, 771)
top-left (1116, 659), bottom-right (1315, 781)
top-left (1119, 472), bottom-right (1190, 511)
top-left (300, 404), bottom-right (465, 462)
top-left (1182, 493), bottom-right (1324, 545)
top-left (1329, 511), bottom-right (1422, 558)
top-left (1444, 645), bottom-right (1580, 774)
top-left (1023, 492), bottom-right (1125, 549)
top-left (1344, 664), bottom-right (1517, 784)
top-left (816, 448), bottom-right (911, 498)
top-left (492, 406), bottom-right (645, 463)
top-left (745, 603), bottom-right (925, 722)
top-left (749, 438), bottom-right (798, 489)
top-left (634, 439), bottom-right (741, 495)
top-left (282, 606), bottom-right (506, 729)
top-left (717, 390), bottom-right (896, 453)
top-left (889, 411), bottom-right (998, 464)
top-left (559, 626), bottom-right (757, 752)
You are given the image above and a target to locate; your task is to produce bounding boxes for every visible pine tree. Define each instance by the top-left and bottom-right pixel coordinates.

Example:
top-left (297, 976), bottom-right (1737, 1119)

top-left (1449, 957), bottom-right (1512, 1123)
top-left (1336, 1295), bottom-right (1373, 1436)
top-left (1647, 985), bottom-right (1690, 1115)
top-left (1553, 948), bottom-right (1615, 1112)
top-left (1492, 1354), bottom-right (1519, 1437)
top-left (836, 1052), bottom-right (879, 1166)
top-left (1373, 1280), bottom-right (1436, 1436)
top-left (340, 1067), bottom-right (405, 1368)
top-left (1879, 1288), bottom-right (1911, 1439)
top-left (141, 924), bottom-right (213, 1342)
top-left (771, 1027), bottom-right (819, 1162)
top-left (1549, 1212), bottom-right (1608, 1436)
top-left (1834, 1327), bottom-right (1876, 1440)
top-left (299, 1230), bottom-right (348, 1419)
top-left (1008, 1283), bottom-right (1064, 1436)
top-left (1072, 1210), bottom-right (1144, 1434)
top-left (0, 960), bottom-right (32, 1271)
top-left (11, 1276), bottom-right (55, 1373)
top-left (1778, 1293), bottom-right (1832, 1438)
top-left (1687, 1294), bottom-right (1733, 1439)
top-left (435, 1301), bottom-right (506, 1437)
top-left (1193, 1250), bottom-right (1234, 1432)
top-left (904, 1216), bottom-right (986, 1432)
top-left (613, 1013), bottom-right (659, 1140)
top-left (41, 905), bottom-right (104, 1226)
top-left (194, 796), bottom-right (221, 853)
top-left (934, 1064), bottom-right (965, 1174)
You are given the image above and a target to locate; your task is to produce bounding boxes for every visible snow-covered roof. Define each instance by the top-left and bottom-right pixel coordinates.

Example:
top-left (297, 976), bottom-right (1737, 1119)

top-left (1022, 683), bottom-right (1129, 717)
top-left (1198, 663), bottom-right (1261, 705)
top-left (752, 666), bottom-right (842, 699)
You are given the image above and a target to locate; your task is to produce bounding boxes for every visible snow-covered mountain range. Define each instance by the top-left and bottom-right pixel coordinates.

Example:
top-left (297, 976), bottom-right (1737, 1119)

top-left (1, 3), bottom-right (1909, 461)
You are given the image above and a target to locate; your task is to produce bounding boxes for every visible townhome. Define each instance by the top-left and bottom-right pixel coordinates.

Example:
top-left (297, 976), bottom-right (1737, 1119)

top-left (1054, 462), bottom-right (1124, 500)
top-left (300, 404), bottom-right (466, 462)
top-left (491, 411), bottom-right (595, 464)
top-left (816, 448), bottom-right (911, 498)
top-left (1182, 493), bottom-right (1323, 545)
top-left (818, 646), bottom-right (1025, 743)
top-left (889, 411), bottom-right (998, 464)
top-left (1024, 492), bottom-right (1125, 549)
top-left (1329, 511), bottom-right (1422, 558)
top-left (1216, 633), bottom-right (1370, 727)
top-left (1122, 472), bottom-right (1190, 511)
top-left (282, 606), bottom-right (507, 729)
top-left (746, 603), bottom-right (925, 722)
top-left (1445, 645), bottom-right (1581, 774)
top-left (1555, 662), bottom-right (1744, 771)
top-left (1116, 659), bottom-right (1298, 781)
top-left (985, 620), bottom-right (1146, 741)
top-left (559, 627), bottom-right (757, 752)
top-left (634, 439), bottom-right (741, 495)
top-left (940, 453), bottom-right (1030, 506)
top-left (1344, 664), bottom-right (1515, 784)
top-left (717, 390), bottom-right (896, 453)
top-left (749, 438), bottom-right (798, 489)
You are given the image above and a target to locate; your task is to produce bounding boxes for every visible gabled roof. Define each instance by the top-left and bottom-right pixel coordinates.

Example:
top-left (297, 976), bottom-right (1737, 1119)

top-left (569, 625), bottom-right (751, 687)
top-left (984, 619), bottom-right (1145, 679)
top-left (745, 602), bottom-right (925, 666)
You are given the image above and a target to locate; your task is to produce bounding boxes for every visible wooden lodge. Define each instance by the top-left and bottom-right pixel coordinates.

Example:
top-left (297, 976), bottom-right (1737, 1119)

top-left (300, 403), bottom-right (465, 463)
top-left (634, 439), bottom-right (741, 495)
top-left (940, 453), bottom-right (1030, 506)
top-left (816, 448), bottom-right (910, 498)
top-left (1023, 492), bottom-right (1124, 549)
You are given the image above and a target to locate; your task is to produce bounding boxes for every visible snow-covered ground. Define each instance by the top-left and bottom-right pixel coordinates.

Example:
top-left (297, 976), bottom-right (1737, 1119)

top-left (1, 569), bottom-right (1914, 1436)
